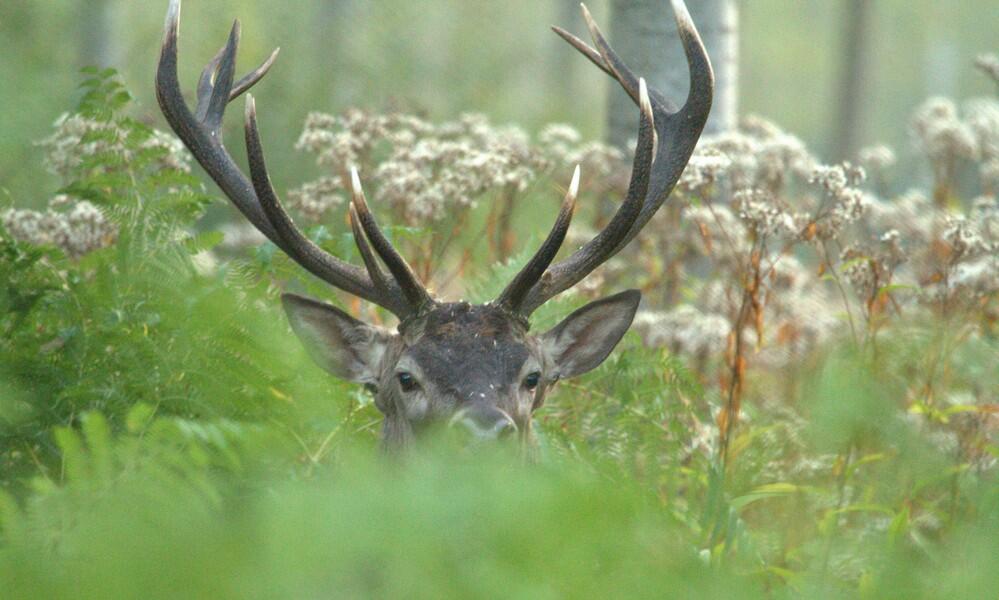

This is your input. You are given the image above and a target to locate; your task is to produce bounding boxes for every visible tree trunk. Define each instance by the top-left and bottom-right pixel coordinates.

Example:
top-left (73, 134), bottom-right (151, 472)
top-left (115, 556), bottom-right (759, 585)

top-left (315, 0), bottom-right (361, 107)
top-left (79, 0), bottom-right (117, 69)
top-left (548, 0), bottom-right (584, 96)
top-left (606, 0), bottom-right (738, 149)
top-left (832, 0), bottom-right (874, 161)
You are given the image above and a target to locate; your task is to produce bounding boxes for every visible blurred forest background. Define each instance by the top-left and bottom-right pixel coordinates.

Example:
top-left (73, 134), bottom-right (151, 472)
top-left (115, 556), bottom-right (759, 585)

top-left (1, 0), bottom-right (996, 206)
top-left (1, 1), bottom-right (998, 597)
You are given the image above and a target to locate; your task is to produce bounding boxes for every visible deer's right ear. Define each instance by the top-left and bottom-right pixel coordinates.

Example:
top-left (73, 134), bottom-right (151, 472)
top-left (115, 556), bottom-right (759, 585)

top-left (281, 293), bottom-right (390, 385)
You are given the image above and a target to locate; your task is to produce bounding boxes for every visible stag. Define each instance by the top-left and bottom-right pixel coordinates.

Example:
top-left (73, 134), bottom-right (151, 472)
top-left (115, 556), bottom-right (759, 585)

top-left (155, 0), bottom-right (712, 450)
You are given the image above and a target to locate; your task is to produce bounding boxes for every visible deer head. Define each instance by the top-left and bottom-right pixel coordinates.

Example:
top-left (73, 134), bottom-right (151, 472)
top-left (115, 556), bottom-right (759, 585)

top-left (155, 0), bottom-right (712, 450)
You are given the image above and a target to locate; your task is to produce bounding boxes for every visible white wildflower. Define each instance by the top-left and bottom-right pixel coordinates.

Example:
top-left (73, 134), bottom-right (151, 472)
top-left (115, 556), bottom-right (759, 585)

top-left (679, 147), bottom-right (732, 194)
top-left (734, 188), bottom-right (793, 238)
top-left (632, 306), bottom-right (729, 357)
top-left (37, 112), bottom-right (189, 181)
top-left (911, 97), bottom-right (979, 165)
top-left (2, 197), bottom-right (116, 257)
top-left (942, 215), bottom-right (990, 259)
top-left (858, 145), bottom-right (896, 173)
top-left (286, 176), bottom-right (345, 222)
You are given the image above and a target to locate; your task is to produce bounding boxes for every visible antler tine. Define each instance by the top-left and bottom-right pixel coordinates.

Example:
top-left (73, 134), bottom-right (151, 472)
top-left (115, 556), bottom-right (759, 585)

top-left (195, 44), bottom-right (227, 122)
top-left (157, 0), bottom-right (278, 241)
top-left (157, 0), bottom-right (418, 319)
top-left (349, 168), bottom-right (434, 312)
top-left (519, 0), bottom-right (713, 314)
top-left (517, 78), bottom-right (657, 315)
top-left (495, 165), bottom-right (580, 313)
top-left (348, 202), bottom-right (394, 297)
top-left (201, 20), bottom-right (240, 134)
top-left (197, 42), bottom-right (279, 122)
top-left (243, 96), bottom-right (412, 316)
top-left (231, 47), bottom-right (280, 100)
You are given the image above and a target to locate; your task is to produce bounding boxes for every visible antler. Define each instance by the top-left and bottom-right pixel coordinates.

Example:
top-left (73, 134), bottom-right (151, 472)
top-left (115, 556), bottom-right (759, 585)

top-left (498, 0), bottom-right (714, 316)
top-left (156, 0), bottom-right (429, 319)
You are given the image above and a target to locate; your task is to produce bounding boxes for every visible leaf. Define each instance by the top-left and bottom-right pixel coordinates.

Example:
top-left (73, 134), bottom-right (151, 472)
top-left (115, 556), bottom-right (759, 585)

top-left (876, 283), bottom-right (916, 298)
top-left (81, 413), bottom-right (113, 482)
top-left (838, 256), bottom-right (871, 272)
top-left (126, 403), bottom-right (157, 434)
top-left (183, 231), bottom-right (224, 255)
top-left (888, 505), bottom-right (910, 545)
top-left (847, 452), bottom-right (890, 477)
top-left (110, 90), bottom-right (133, 109)
top-left (730, 482), bottom-right (813, 511)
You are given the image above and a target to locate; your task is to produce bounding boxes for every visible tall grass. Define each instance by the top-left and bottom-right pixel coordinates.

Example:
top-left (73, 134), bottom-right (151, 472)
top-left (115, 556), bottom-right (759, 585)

top-left (1, 69), bottom-right (997, 599)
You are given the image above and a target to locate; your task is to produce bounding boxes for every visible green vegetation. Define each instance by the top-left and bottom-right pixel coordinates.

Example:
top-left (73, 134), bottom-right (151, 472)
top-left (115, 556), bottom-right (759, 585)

top-left (1, 58), bottom-right (997, 600)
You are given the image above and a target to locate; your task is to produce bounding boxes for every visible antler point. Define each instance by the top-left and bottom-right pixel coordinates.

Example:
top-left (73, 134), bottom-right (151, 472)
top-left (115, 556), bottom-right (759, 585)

top-left (670, 0), bottom-right (695, 33)
top-left (639, 78), bottom-right (653, 120)
top-left (163, 0), bottom-right (181, 41)
top-left (244, 93), bottom-right (257, 120)
top-left (569, 164), bottom-right (581, 198)
top-left (349, 166), bottom-right (370, 213)
top-left (350, 165), bottom-right (362, 190)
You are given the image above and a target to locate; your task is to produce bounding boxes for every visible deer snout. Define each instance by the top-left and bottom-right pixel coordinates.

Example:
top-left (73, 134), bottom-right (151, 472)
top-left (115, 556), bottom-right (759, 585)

top-left (450, 406), bottom-right (518, 440)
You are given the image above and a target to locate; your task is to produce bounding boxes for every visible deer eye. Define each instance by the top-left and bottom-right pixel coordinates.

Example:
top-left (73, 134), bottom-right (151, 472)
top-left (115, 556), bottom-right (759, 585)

top-left (524, 371), bottom-right (541, 390)
top-left (396, 371), bottom-right (419, 392)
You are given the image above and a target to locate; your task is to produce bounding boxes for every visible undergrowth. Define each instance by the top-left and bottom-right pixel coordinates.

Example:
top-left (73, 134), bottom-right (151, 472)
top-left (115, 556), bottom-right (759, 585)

top-left (0, 69), bottom-right (997, 599)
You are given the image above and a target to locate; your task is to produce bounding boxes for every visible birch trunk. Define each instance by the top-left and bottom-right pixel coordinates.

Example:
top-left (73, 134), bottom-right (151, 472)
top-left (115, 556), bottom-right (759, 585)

top-left (79, 0), bottom-right (117, 69)
top-left (832, 0), bottom-right (874, 160)
top-left (606, 0), bottom-right (738, 148)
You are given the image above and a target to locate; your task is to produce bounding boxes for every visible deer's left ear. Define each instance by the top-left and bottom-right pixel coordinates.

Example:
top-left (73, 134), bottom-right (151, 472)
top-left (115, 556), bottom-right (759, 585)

top-left (540, 289), bottom-right (641, 379)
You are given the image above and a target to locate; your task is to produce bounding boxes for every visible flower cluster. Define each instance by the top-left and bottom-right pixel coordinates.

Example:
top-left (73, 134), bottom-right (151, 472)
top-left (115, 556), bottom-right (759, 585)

top-left (374, 114), bottom-right (544, 222)
top-left (678, 148), bottom-right (732, 195)
top-left (692, 130), bottom-right (810, 195)
top-left (911, 98), bottom-right (979, 172)
top-left (942, 214), bottom-right (992, 259)
top-left (673, 118), bottom-right (875, 245)
top-left (965, 98), bottom-right (999, 192)
top-left (734, 188), bottom-right (793, 238)
top-left (632, 306), bottom-right (729, 358)
top-left (2, 196), bottom-right (116, 258)
top-left (858, 145), bottom-right (897, 174)
top-left (287, 176), bottom-right (345, 222)
top-left (292, 110), bottom-right (548, 223)
top-left (809, 163), bottom-right (870, 240)
top-left (625, 85), bottom-right (998, 400)
top-left (539, 123), bottom-right (624, 183)
top-left (37, 112), bottom-right (190, 182)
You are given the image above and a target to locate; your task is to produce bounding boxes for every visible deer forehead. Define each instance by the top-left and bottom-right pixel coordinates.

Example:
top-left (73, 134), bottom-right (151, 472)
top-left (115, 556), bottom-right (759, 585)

top-left (397, 302), bottom-right (534, 389)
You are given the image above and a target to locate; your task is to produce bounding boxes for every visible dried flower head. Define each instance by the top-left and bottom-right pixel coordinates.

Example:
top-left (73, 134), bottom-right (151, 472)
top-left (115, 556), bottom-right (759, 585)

top-left (911, 97), bottom-right (979, 166)
top-left (734, 188), bottom-right (793, 238)
top-left (37, 112), bottom-right (190, 181)
top-left (942, 214), bottom-right (991, 259)
top-left (679, 147), bottom-right (732, 194)
top-left (293, 110), bottom-right (545, 223)
top-left (2, 196), bottom-right (116, 258)
top-left (632, 306), bottom-right (729, 357)
top-left (286, 176), bottom-right (345, 222)
top-left (858, 145), bottom-right (897, 174)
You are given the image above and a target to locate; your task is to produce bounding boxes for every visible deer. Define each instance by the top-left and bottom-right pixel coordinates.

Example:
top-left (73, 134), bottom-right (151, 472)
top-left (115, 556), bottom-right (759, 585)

top-left (155, 0), bottom-right (712, 451)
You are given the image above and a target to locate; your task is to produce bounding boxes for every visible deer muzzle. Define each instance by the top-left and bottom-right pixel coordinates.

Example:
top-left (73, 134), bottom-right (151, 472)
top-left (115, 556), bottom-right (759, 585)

top-left (449, 406), bottom-right (518, 440)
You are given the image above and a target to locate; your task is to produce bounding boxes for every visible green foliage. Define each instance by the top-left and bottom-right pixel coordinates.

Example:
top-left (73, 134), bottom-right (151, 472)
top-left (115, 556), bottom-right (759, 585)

top-left (0, 72), bottom-right (369, 487)
top-left (1, 72), bottom-right (997, 600)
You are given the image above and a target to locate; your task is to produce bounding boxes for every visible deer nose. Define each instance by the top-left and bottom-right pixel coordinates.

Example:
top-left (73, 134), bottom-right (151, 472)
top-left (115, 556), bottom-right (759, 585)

top-left (451, 407), bottom-right (518, 440)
